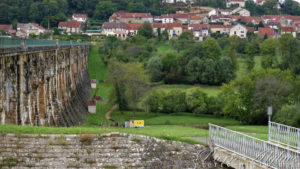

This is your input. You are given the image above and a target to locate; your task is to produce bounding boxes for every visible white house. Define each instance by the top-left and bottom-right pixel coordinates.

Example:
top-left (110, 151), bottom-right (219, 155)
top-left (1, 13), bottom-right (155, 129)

top-left (72, 14), bottom-right (88, 23)
top-left (16, 23), bottom-right (46, 38)
top-left (229, 24), bottom-right (247, 38)
top-left (232, 7), bottom-right (250, 16)
top-left (58, 20), bottom-right (83, 34)
top-left (226, 0), bottom-right (246, 8)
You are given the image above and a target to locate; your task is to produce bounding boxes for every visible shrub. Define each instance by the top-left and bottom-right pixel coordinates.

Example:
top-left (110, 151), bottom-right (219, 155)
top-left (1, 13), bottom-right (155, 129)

top-left (79, 134), bottom-right (95, 145)
top-left (274, 104), bottom-right (300, 127)
top-left (185, 88), bottom-right (208, 114)
top-left (161, 90), bottom-right (187, 113)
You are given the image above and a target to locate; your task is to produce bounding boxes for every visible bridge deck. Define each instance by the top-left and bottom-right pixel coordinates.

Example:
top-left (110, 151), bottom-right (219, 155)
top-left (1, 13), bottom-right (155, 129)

top-left (209, 124), bottom-right (300, 169)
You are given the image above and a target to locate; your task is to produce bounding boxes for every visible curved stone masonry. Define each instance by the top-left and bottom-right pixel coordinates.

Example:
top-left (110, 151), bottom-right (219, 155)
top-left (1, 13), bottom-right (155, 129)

top-left (0, 133), bottom-right (221, 169)
top-left (0, 45), bottom-right (91, 126)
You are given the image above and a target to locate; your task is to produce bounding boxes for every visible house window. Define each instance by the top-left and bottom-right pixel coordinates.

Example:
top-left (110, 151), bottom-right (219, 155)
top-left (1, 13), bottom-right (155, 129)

top-left (234, 31), bottom-right (236, 35)
top-left (241, 31), bottom-right (244, 33)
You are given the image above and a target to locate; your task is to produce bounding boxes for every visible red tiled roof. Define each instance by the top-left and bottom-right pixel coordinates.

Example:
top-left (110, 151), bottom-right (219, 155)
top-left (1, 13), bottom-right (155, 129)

top-left (211, 15), bottom-right (232, 20)
top-left (102, 22), bottom-right (126, 29)
top-left (189, 24), bottom-right (209, 30)
top-left (258, 28), bottom-right (274, 37)
top-left (152, 23), bottom-right (164, 28)
top-left (94, 96), bottom-right (102, 101)
top-left (58, 20), bottom-right (81, 28)
top-left (9, 30), bottom-right (16, 34)
top-left (246, 27), bottom-right (255, 32)
top-left (166, 23), bottom-right (182, 29)
top-left (73, 14), bottom-right (87, 18)
top-left (210, 24), bottom-right (233, 29)
top-left (257, 0), bottom-right (265, 3)
top-left (190, 15), bottom-right (203, 20)
top-left (31, 23), bottom-right (45, 30)
top-left (151, 23), bottom-right (182, 29)
top-left (126, 23), bottom-right (142, 30)
top-left (120, 12), bottom-right (152, 18)
top-left (0, 24), bottom-right (12, 32)
top-left (231, 15), bottom-right (242, 20)
top-left (88, 100), bottom-right (96, 106)
top-left (218, 9), bottom-right (233, 13)
top-left (240, 16), bottom-right (262, 23)
top-left (281, 26), bottom-right (296, 32)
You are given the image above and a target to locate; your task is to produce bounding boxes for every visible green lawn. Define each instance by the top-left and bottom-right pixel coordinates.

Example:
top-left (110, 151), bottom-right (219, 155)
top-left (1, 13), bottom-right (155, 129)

top-left (111, 111), bottom-right (240, 126)
top-left (87, 46), bottom-right (112, 126)
top-left (151, 84), bottom-right (221, 97)
top-left (236, 55), bottom-right (262, 80)
top-left (0, 125), bottom-right (209, 144)
top-left (227, 125), bottom-right (268, 140)
top-left (153, 42), bottom-right (176, 56)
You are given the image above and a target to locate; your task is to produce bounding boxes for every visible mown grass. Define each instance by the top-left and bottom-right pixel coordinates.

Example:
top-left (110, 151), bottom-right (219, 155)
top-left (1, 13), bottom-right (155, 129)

top-left (87, 46), bottom-right (112, 126)
top-left (111, 111), bottom-right (240, 126)
top-left (153, 42), bottom-right (176, 56)
top-left (227, 125), bottom-right (268, 140)
top-left (151, 84), bottom-right (221, 97)
top-left (236, 55), bottom-right (262, 80)
top-left (0, 125), bottom-right (208, 144)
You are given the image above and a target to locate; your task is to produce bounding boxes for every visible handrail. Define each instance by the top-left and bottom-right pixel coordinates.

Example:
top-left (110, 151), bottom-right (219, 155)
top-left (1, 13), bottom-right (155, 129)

top-left (0, 38), bottom-right (90, 48)
top-left (209, 123), bottom-right (300, 169)
top-left (269, 121), bottom-right (300, 151)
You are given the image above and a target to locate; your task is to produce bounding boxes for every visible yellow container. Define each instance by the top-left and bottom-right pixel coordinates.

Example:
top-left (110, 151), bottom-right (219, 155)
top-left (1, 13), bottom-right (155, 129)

top-left (133, 120), bottom-right (144, 128)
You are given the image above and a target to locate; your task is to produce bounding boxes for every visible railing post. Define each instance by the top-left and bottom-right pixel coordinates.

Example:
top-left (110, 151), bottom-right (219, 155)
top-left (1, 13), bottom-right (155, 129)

top-left (21, 39), bottom-right (26, 50)
top-left (70, 40), bottom-right (73, 47)
top-left (56, 39), bottom-right (60, 48)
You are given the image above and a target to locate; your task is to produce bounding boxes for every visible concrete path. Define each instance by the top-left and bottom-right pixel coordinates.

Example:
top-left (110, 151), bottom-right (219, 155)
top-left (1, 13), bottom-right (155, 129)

top-left (105, 104), bottom-right (118, 120)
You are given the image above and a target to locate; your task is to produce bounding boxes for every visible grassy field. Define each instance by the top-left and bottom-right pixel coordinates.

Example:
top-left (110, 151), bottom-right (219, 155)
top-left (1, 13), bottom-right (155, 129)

top-left (110, 111), bottom-right (240, 126)
top-left (153, 42), bottom-right (177, 56)
top-left (236, 55), bottom-right (262, 80)
top-left (87, 46), bottom-right (112, 126)
top-left (0, 125), bottom-right (209, 144)
top-left (151, 84), bottom-right (221, 97)
top-left (227, 125), bottom-right (268, 140)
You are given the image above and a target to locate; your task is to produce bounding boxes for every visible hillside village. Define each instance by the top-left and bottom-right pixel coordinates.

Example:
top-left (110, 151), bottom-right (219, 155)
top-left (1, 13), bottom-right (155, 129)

top-left (0, 0), bottom-right (299, 40)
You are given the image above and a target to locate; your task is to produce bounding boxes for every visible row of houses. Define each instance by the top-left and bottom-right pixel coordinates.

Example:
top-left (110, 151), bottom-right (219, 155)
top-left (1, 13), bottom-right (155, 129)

top-left (0, 14), bottom-right (88, 38)
top-left (103, 9), bottom-right (299, 40)
top-left (102, 21), bottom-right (286, 40)
top-left (163, 0), bottom-right (266, 7)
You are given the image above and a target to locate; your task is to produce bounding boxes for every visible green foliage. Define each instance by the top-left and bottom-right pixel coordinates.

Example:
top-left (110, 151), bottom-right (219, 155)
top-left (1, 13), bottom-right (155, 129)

top-left (108, 61), bottom-right (149, 116)
top-left (186, 88), bottom-right (208, 114)
top-left (274, 104), bottom-right (300, 127)
top-left (260, 38), bottom-right (279, 68)
top-left (173, 31), bottom-right (195, 52)
top-left (220, 69), bottom-right (294, 124)
top-left (137, 23), bottom-right (153, 39)
top-left (147, 56), bottom-right (163, 82)
top-left (202, 37), bottom-right (222, 60)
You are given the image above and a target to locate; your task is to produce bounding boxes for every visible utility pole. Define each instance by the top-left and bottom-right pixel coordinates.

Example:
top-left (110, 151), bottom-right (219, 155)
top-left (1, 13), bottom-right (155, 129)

top-left (267, 106), bottom-right (272, 141)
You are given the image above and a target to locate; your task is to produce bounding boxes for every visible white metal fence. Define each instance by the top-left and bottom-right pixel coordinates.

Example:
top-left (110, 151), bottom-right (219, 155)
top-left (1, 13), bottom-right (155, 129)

top-left (269, 121), bottom-right (300, 151)
top-left (209, 123), bottom-right (300, 169)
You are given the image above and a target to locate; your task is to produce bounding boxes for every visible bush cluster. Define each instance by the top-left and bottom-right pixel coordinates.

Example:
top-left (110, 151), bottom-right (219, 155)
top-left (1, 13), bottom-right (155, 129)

top-left (146, 88), bottom-right (222, 114)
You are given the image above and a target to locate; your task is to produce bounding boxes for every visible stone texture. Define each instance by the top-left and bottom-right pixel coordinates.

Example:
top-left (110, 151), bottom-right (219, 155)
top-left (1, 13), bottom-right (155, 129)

top-left (0, 45), bottom-right (91, 126)
top-left (0, 133), bottom-right (222, 169)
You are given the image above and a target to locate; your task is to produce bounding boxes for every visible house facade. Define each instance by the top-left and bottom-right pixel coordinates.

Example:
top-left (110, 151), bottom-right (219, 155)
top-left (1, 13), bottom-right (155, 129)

top-left (188, 24), bottom-right (210, 41)
top-left (58, 20), bottom-right (82, 34)
top-left (229, 24), bottom-right (247, 38)
top-left (16, 23), bottom-right (46, 38)
top-left (210, 25), bottom-right (232, 34)
top-left (226, 0), bottom-right (246, 8)
top-left (110, 11), bottom-right (153, 23)
top-left (281, 26), bottom-right (297, 37)
top-left (72, 14), bottom-right (88, 23)
top-left (102, 22), bottom-right (127, 39)
top-left (232, 7), bottom-right (250, 16)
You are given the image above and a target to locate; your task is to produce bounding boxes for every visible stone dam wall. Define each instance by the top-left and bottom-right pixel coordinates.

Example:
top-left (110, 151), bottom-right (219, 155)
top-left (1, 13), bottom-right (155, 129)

top-left (0, 133), bottom-right (222, 169)
top-left (0, 45), bottom-right (91, 126)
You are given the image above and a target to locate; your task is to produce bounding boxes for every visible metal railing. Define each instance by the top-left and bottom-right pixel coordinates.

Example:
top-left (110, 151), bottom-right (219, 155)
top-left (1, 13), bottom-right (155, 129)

top-left (0, 38), bottom-right (90, 48)
top-left (209, 123), bottom-right (300, 169)
top-left (269, 121), bottom-right (300, 151)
